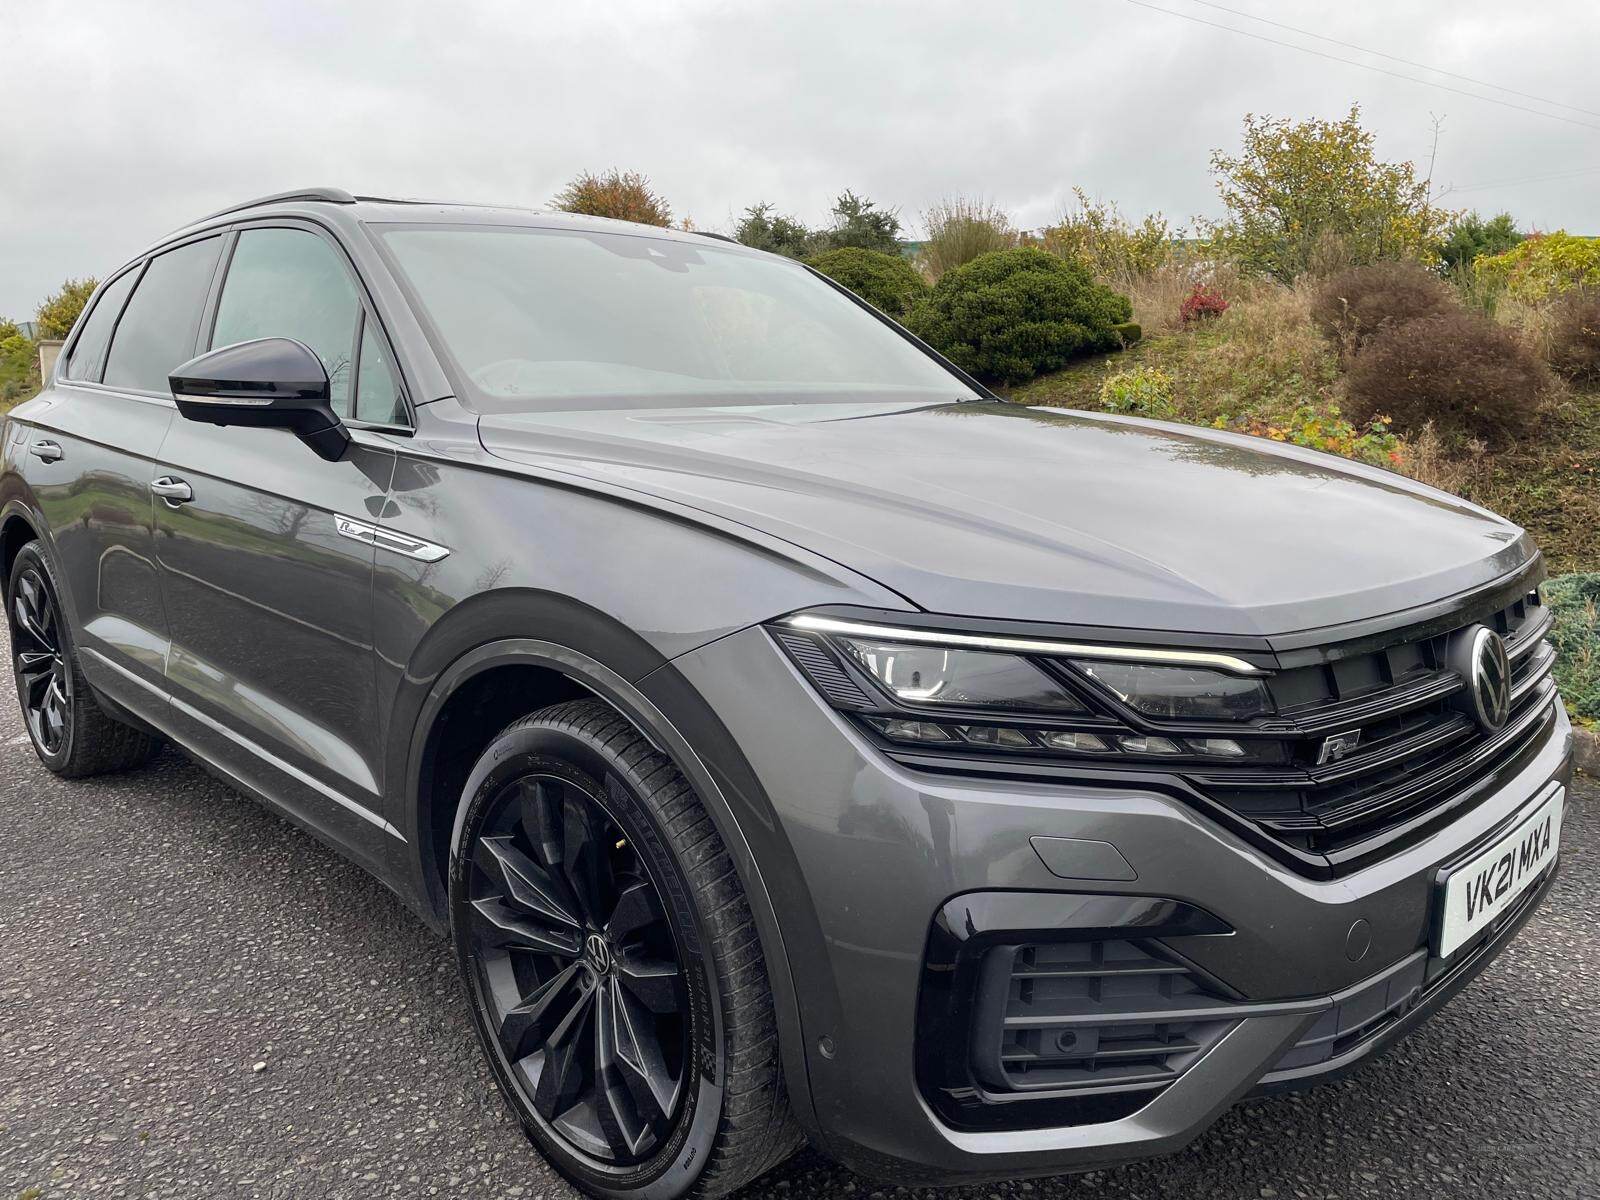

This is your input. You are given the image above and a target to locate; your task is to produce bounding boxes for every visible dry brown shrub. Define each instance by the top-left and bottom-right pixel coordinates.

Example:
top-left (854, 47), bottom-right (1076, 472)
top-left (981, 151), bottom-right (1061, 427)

top-left (918, 198), bottom-right (1018, 280)
top-left (1344, 310), bottom-right (1547, 446)
top-left (551, 169), bottom-right (673, 226)
top-left (1311, 262), bottom-right (1457, 357)
top-left (1398, 425), bottom-right (1492, 497)
top-left (1543, 289), bottom-right (1600, 382)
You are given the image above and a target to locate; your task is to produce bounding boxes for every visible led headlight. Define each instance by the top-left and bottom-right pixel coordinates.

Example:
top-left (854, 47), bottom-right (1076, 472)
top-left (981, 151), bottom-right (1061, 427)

top-left (772, 615), bottom-right (1280, 762)
top-left (1073, 660), bottom-right (1272, 721)
top-left (840, 638), bottom-right (1087, 712)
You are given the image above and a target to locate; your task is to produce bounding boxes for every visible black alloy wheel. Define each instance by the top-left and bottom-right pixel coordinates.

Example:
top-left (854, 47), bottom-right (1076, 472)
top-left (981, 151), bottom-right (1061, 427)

top-left (463, 767), bottom-right (690, 1166)
top-left (11, 563), bottom-right (71, 756)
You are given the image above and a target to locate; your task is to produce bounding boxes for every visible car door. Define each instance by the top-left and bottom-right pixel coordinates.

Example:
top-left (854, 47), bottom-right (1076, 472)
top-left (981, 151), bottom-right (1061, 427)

top-left (152, 222), bottom-right (404, 864)
top-left (23, 236), bottom-right (224, 716)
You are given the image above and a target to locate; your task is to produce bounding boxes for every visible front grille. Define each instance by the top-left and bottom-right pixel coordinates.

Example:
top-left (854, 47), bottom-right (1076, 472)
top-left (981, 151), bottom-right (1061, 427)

top-left (972, 940), bottom-right (1237, 1099)
top-left (1186, 590), bottom-right (1559, 873)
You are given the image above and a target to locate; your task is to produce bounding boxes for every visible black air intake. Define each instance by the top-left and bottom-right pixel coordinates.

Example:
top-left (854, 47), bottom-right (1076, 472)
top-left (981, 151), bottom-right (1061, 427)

top-left (971, 940), bottom-right (1238, 1098)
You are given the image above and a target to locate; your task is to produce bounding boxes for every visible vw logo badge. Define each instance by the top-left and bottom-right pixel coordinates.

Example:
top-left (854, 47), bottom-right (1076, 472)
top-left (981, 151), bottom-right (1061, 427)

top-left (1450, 625), bottom-right (1511, 733)
top-left (585, 932), bottom-right (613, 974)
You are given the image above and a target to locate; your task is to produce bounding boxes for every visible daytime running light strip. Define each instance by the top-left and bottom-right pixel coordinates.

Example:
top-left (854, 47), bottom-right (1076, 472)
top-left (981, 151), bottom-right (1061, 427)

top-left (782, 614), bottom-right (1265, 676)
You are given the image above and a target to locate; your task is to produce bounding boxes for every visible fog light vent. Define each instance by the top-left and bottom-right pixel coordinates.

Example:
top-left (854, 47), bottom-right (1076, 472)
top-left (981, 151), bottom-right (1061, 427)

top-left (971, 940), bottom-right (1239, 1097)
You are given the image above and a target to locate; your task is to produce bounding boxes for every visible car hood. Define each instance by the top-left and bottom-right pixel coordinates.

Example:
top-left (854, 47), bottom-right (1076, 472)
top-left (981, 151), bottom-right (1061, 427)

top-left (476, 399), bottom-right (1534, 638)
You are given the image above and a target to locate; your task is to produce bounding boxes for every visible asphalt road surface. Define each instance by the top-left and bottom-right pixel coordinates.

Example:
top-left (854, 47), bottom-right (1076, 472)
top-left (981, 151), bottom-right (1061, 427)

top-left (2, 679), bottom-right (1596, 1200)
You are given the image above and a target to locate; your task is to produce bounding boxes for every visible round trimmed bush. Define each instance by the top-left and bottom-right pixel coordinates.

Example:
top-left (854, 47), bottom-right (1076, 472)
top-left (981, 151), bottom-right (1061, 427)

top-left (903, 247), bottom-right (1133, 384)
top-left (807, 247), bottom-right (929, 318)
top-left (1311, 262), bottom-right (1457, 355)
top-left (1343, 310), bottom-right (1546, 446)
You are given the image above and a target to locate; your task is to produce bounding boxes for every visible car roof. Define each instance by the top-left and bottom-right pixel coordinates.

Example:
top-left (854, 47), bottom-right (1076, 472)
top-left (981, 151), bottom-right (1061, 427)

top-left (157, 186), bottom-right (737, 252)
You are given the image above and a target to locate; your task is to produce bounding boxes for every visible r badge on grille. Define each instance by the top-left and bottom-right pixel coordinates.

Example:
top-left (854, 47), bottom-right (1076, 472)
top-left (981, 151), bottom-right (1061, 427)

top-left (1317, 730), bottom-right (1363, 765)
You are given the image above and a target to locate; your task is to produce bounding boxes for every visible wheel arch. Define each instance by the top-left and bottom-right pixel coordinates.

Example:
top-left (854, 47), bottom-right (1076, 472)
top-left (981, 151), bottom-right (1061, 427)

top-left (0, 505), bottom-right (41, 593)
top-left (390, 589), bottom-right (820, 1133)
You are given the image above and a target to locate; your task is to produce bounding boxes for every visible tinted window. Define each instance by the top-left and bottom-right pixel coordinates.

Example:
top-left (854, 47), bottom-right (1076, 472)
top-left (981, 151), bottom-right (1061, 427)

top-left (103, 238), bottom-right (222, 393)
top-left (378, 225), bottom-right (974, 413)
top-left (212, 228), bottom-right (359, 414)
top-left (62, 268), bottom-right (139, 383)
top-left (354, 317), bottom-right (404, 424)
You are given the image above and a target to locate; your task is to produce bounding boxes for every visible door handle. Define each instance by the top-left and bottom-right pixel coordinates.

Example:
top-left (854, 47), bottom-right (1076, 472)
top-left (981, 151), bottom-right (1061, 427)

top-left (28, 440), bottom-right (63, 463)
top-left (150, 476), bottom-right (193, 506)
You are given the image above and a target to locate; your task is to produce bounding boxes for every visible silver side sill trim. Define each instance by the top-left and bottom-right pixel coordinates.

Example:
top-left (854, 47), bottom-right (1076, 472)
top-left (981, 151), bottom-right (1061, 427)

top-left (80, 647), bottom-right (404, 840)
top-left (334, 515), bottom-right (449, 563)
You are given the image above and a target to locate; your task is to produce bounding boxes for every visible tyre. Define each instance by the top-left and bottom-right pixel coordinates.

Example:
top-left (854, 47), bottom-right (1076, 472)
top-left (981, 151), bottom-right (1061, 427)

top-left (6, 541), bottom-right (163, 777)
top-left (449, 698), bottom-right (802, 1199)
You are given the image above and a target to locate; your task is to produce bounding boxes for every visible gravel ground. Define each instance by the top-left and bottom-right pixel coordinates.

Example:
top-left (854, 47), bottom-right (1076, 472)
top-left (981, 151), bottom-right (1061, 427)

top-left (1, 680), bottom-right (1596, 1200)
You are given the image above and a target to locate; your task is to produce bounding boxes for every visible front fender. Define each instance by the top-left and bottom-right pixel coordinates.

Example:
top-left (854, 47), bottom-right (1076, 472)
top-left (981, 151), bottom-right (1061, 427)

top-left (387, 623), bottom-right (823, 1136)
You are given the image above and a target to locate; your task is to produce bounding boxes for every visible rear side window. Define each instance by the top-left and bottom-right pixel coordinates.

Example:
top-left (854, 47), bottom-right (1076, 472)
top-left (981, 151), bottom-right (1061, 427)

top-left (212, 228), bottom-right (360, 415)
top-left (103, 238), bottom-right (223, 394)
top-left (61, 268), bottom-right (139, 383)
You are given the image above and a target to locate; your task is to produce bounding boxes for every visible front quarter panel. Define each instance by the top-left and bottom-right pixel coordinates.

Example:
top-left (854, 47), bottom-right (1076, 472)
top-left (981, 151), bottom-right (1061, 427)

top-left (369, 412), bottom-right (911, 1140)
top-left (370, 402), bottom-right (911, 850)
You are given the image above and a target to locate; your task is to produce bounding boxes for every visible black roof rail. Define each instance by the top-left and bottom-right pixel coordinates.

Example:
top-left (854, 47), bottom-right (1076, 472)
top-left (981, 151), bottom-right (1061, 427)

top-left (191, 187), bottom-right (357, 226)
top-left (693, 230), bottom-right (740, 245)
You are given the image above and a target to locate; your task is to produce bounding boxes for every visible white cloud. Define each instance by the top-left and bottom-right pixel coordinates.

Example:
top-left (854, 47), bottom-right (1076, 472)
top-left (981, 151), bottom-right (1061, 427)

top-left (4, 0), bottom-right (1598, 317)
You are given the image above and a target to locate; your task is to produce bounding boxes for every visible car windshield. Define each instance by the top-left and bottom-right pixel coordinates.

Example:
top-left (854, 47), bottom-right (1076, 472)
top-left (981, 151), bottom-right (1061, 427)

top-left (374, 223), bottom-right (976, 412)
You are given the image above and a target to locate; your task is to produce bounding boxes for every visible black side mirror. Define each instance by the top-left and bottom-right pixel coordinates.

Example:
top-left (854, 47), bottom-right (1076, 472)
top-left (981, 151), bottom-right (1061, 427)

top-left (169, 337), bottom-right (351, 462)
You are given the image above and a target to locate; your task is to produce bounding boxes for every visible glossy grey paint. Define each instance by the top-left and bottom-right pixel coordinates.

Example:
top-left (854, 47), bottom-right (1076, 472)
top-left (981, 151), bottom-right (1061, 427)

top-left (478, 398), bottom-right (1534, 636)
top-left (15, 389), bottom-right (174, 701)
top-left (0, 196), bottom-right (1572, 1184)
top-left (669, 624), bottom-right (1570, 1175)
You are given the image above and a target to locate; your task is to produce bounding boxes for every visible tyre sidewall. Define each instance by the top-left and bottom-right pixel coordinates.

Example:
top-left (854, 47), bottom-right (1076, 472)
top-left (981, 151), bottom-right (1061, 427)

top-left (7, 542), bottom-right (78, 772)
top-left (449, 721), bottom-right (727, 1200)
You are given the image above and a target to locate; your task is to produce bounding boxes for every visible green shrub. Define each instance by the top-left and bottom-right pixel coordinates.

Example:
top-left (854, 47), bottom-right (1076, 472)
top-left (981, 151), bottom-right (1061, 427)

top-left (904, 247), bottom-right (1133, 384)
top-left (0, 319), bottom-right (38, 404)
top-left (1439, 211), bottom-right (1523, 274)
top-left (919, 198), bottom-right (1018, 279)
top-left (734, 203), bottom-right (813, 259)
top-left (1033, 188), bottom-right (1178, 283)
top-left (1235, 404), bottom-right (1400, 466)
top-left (1475, 232), bottom-right (1600, 301)
top-left (551, 169), bottom-right (673, 227)
top-left (806, 247), bottom-right (928, 318)
top-left (1543, 573), bottom-right (1600, 724)
top-left (1545, 289), bottom-right (1600, 382)
top-left (813, 190), bottom-right (901, 256)
top-left (1098, 366), bottom-right (1174, 417)
top-left (1110, 321), bottom-right (1142, 346)
top-left (1310, 262), bottom-right (1457, 355)
top-left (1343, 310), bottom-right (1546, 446)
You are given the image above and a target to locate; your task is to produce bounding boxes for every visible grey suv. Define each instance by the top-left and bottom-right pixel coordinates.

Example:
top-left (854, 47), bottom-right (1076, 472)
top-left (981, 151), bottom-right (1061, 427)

top-left (2, 189), bottom-right (1570, 1198)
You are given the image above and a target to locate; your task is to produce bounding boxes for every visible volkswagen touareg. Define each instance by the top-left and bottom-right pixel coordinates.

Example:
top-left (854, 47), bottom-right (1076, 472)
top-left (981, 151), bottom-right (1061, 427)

top-left (1, 189), bottom-right (1570, 1198)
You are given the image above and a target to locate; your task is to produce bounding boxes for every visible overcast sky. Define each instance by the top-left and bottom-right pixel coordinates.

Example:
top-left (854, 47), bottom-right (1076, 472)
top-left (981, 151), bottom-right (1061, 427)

top-left (4, 0), bottom-right (1598, 321)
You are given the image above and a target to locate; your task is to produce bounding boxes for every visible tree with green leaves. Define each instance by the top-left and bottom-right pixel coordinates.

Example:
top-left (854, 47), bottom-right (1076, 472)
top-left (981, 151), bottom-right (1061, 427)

top-left (815, 190), bottom-right (901, 255)
top-left (1207, 106), bottom-right (1449, 282)
top-left (1439, 212), bottom-right (1524, 274)
top-left (733, 203), bottom-right (814, 258)
top-left (35, 278), bottom-right (98, 341)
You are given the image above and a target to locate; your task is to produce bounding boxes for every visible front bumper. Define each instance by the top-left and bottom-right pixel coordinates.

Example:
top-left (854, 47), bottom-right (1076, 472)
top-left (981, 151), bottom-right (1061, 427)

top-left (665, 626), bottom-right (1574, 1185)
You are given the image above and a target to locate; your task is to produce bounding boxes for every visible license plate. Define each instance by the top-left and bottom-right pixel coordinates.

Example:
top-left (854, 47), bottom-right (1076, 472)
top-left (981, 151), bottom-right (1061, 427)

top-left (1435, 785), bottom-right (1563, 959)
